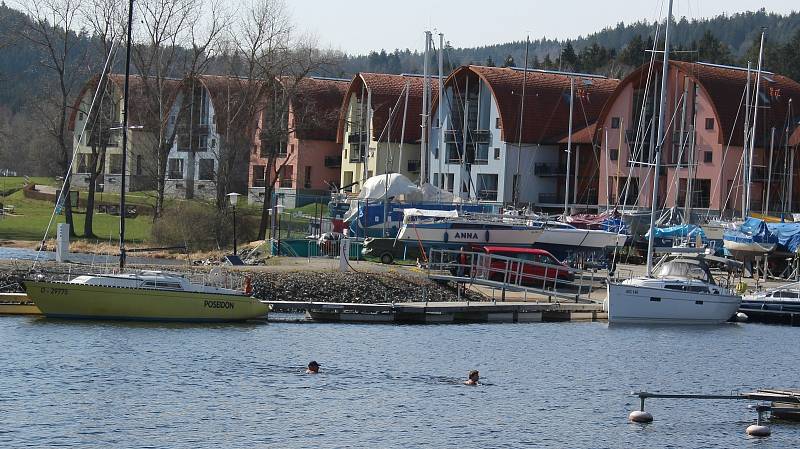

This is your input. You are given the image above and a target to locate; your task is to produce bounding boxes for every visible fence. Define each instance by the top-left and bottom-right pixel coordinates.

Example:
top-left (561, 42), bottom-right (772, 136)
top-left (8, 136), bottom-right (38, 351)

top-left (270, 238), bottom-right (364, 260)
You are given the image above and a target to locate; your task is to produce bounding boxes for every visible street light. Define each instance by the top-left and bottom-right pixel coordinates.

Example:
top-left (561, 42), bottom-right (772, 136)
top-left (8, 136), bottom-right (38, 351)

top-left (227, 192), bottom-right (241, 256)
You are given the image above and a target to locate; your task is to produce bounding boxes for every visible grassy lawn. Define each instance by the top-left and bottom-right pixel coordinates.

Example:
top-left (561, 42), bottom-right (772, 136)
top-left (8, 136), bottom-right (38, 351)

top-left (0, 189), bottom-right (152, 243)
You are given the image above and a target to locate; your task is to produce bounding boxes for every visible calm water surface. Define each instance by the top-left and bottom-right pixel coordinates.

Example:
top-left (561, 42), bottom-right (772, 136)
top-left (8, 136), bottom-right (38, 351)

top-left (1, 316), bottom-right (799, 448)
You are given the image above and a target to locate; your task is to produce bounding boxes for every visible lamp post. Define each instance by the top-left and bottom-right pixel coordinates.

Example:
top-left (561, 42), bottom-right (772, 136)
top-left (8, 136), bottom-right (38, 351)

top-left (227, 192), bottom-right (241, 256)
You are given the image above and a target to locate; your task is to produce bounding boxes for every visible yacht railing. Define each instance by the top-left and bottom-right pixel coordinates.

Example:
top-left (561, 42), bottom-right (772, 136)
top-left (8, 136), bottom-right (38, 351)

top-left (427, 248), bottom-right (602, 302)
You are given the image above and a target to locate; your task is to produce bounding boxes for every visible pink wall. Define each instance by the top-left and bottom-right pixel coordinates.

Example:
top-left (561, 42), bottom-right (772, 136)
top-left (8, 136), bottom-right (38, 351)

top-left (599, 65), bottom-right (759, 212)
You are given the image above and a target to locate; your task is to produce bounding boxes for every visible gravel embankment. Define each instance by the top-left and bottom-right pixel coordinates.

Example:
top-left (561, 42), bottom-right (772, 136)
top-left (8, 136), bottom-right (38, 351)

top-left (0, 264), bottom-right (482, 303)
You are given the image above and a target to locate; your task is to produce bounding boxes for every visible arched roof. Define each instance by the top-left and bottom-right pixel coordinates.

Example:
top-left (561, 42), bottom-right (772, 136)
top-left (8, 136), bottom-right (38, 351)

top-left (595, 60), bottom-right (800, 147)
top-left (433, 65), bottom-right (619, 145)
top-left (335, 72), bottom-right (438, 144)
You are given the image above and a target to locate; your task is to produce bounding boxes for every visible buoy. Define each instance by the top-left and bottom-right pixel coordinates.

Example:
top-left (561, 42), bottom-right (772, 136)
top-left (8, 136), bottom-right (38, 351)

top-left (746, 424), bottom-right (770, 437)
top-left (736, 312), bottom-right (749, 322)
top-left (629, 410), bottom-right (653, 423)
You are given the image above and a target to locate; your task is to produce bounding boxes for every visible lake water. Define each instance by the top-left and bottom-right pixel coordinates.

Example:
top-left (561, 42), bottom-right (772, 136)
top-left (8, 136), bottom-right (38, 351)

top-left (1, 316), bottom-right (798, 448)
top-left (0, 247), bottom-right (184, 266)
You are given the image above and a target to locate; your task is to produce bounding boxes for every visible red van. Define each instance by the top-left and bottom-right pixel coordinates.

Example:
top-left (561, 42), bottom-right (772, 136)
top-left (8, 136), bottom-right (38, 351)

top-left (465, 246), bottom-right (574, 283)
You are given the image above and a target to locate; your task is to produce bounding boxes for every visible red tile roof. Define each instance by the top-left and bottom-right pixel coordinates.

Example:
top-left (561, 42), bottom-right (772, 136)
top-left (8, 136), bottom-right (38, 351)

top-left (291, 77), bottom-right (349, 141)
top-left (435, 65), bottom-right (619, 145)
top-left (791, 125), bottom-right (800, 147)
top-left (68, 74), bottom-right (182, 132)
top-left (558, 124), bottom-right (597, 145)
top-left (596, 61), bottom-right (800, 148)
top-left (336, 73), bottom-right (439, 144)
top-left (196, 75), bottom-right (266, 136)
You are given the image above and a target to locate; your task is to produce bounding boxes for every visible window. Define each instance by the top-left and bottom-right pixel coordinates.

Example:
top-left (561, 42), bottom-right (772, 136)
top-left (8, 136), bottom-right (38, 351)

top-left (705, 118), bottom-right (714, 130)
top-left (349, 144), bottom-right (364, 163)
top-left (475, 145), bottom-right (489, 165)
top-left (609, 149), bottom-right (618, 161)
top-left (199, 159), bottom-right (215, 180)
top-left (495, 117), bottom-right (501, 129)
top-left (79, 112), bottom-right (85, 121)
top-left (168, 158), bottom-right (184, 179)
top-left (703, 151), bottom-right (713, 163)
top-left (109, 154), bottom-right (123, 175)
top-left (252, 165), bottom-right (266, 187)
top-left (494, 148), bottom-right (501, 160)
top-left (611, 117), bottom-right (620, 129)
top-left (198, 135), bottom-right (208, 151)
top-left (433, 147), bottom-right (439, 159)
top-left (407, 160), bottom-right (420, 172)
top-left (446, 173), bottom-right (454, 192)
top-left (433, 173), bottom-right (439, 187)
top-left (477, 174), bottom-right (498, 201)
top-left (77, 154), bottom-right (88, 174)
top-left (136, 155), bottom-right (143, 176)
top-left (304, 166), bottom-right (312, 188)
top-left (280, 165), bottom-right (293, 188)
top-left (677, 178), bottom-right (711, 208)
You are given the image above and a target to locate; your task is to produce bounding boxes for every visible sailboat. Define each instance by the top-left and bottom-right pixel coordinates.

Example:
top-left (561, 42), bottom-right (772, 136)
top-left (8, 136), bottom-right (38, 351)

top-left (22, 0), bottom-right (270, 322)
top-left (605, 0), bottom-right (741, 324)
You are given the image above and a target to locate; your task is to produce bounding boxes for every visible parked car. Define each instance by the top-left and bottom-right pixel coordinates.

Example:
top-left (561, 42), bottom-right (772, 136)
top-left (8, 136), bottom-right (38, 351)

top-left (362, 237), bottom-right (423, 264)
top-left (450, 246), bottom-right (574, 283)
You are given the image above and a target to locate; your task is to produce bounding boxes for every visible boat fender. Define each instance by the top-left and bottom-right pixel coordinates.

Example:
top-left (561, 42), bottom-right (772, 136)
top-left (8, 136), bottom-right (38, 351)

top-left (485, 230), bottom-right (490, 242)
top-left (244, 276), bottom-right (253, 295)
top-left (443, 231), bottom-right (449, 243)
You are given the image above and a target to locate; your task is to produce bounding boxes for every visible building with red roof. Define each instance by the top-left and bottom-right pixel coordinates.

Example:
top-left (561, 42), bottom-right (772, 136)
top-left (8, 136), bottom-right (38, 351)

top-left (69, 74), bottom-right (182, 193)
top-left (248, 76), bottom-right (349, 208)
top-left (430, 65), bottom-right (618, 206)
top-left (597, 60), bottom-right (800, 215)
top-left (336, 73), bottom-right (438, 193)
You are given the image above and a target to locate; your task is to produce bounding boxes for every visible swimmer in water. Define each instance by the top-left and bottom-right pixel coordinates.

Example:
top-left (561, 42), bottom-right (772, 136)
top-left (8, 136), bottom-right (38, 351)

top-left (306, 361), bottom-right (320, 374)
top-left (464, 370), bottom-right (479, 385)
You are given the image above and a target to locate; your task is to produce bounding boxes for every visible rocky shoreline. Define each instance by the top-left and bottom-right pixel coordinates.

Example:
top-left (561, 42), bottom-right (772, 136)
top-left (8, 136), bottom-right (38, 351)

top-left (0, 264), bottom-right (482, 303)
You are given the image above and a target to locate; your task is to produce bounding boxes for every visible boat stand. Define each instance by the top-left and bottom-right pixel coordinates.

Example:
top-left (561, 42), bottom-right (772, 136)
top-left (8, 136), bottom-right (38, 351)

top-left (629, 389), bottom-right (800, 437)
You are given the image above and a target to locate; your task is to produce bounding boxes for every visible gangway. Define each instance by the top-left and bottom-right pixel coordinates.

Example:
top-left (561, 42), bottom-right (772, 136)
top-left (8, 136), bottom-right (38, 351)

top-left (426, 248), bottom-right (605, 302)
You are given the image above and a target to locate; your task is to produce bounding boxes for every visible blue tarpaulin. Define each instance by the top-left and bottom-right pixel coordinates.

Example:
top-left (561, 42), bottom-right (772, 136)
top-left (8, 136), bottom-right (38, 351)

top-left (767, 222), bottom-right (800, 253)
top-left (645, 224), bottom-right (705, 239)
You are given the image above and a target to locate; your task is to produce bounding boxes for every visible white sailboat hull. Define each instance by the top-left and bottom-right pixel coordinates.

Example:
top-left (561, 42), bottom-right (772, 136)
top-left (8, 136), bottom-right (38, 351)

top-left (606, 281), bottom-right (741, 324)
top-left (538, 228), bottom-right (626, 248)
top-left (396, 223), bottom-right (543, 247)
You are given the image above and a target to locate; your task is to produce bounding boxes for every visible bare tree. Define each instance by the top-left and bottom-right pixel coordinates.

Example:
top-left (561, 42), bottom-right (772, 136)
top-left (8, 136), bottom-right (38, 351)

top-left (227, 0), bottom-right (339, 239)
top-left (17, 0), bottom-right (91, 236)
top-left (129, 0), bottom-right (194, 217)
top-left (77, 0), bottom-right (123, 238)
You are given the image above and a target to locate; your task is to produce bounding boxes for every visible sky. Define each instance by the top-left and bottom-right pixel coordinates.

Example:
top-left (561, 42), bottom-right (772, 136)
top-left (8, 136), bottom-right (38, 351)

top-left (291, 0), bottom-right (797, 55)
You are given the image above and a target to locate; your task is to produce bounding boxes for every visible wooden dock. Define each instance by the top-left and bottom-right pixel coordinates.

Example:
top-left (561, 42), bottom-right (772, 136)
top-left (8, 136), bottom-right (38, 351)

top-left (266, 300), bottom-right (606, 324)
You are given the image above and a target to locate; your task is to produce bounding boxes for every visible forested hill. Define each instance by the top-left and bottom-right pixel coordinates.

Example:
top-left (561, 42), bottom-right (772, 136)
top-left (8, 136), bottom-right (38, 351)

top-left (334, 9), bottom-right (800, 80)
top-left (1, 4), bottom-right (800, 113)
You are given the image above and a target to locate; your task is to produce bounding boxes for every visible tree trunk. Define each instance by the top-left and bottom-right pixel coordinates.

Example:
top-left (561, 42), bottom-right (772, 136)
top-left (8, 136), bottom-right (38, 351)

top-left (257, 153), bottom-right (277, 240)
top-left (84, 148), bottom-right (105, 238)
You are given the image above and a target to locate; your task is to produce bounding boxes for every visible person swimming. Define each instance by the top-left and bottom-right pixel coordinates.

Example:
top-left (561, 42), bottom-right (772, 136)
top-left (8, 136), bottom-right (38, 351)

top-left (464, 370), bottom-right (479, 385)
top-left (306, 361), bottom-right (320, 374)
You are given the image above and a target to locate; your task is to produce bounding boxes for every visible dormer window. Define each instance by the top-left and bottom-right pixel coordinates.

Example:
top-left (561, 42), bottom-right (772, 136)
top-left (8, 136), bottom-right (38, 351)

top-left (705, 118), bottom-right (714, 130)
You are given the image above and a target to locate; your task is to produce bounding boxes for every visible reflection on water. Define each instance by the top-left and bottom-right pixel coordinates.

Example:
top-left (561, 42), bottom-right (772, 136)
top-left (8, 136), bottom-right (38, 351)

top-left (1, 317), bottom-right (798, 448)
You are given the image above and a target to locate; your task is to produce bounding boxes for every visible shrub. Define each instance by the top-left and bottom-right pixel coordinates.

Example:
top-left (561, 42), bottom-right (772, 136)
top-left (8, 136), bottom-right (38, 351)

top-left (150, 201), bottom-right (260, 251)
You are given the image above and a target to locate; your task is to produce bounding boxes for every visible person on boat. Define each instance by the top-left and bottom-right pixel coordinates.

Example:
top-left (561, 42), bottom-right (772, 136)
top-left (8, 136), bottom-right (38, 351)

top-left (464, 370), bottom-right (479, 385)
top-left (306, 361), bottom-right (320, 374)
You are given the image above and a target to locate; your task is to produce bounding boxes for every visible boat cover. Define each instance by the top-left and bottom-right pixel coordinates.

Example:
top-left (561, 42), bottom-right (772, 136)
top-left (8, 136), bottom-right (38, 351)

top-left (767, 222), bottom-right (800, 253)
top-left (645, 224), bottom-right (705, 239)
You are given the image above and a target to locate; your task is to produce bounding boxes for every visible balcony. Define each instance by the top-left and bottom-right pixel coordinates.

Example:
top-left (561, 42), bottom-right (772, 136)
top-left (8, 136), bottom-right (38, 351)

top-left (476, 189), bottom-right (498, 202)
top-left (324, 156), bottom-right (341, 168)
top-left (538, 193), bottom-right (564, 204)
top-left (279, 178), bottom-right (293, 188)
top-left (168, 171), bottom-right (183, 180)
top-left (444, 129), bottom-right (491, 145)
top-left (252, 178), bottom-right (266, 188)
top-left (534, 163), bottom-right (567, 176)
top-left (348, 132), bottom-right (368, 144)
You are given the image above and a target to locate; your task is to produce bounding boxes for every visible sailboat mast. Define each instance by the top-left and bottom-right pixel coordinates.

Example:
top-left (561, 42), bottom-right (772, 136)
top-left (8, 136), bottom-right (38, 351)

top-left (513, 36), bottom-right (530, 206)
top-left (421, 31), bottom-right (431, 185)
top-left (645, 0), bottom-right (673, 277)
top-left (742, 63), bottom-right (751, 218)
top-left (564, 76), bottom-right (574, 216)
top-left (438, 33), bottom-right (444, 196)
top-left (118, 0), bottom-right (134, 270)
top-left (765, 127), bottom-right (775, 215)
top-left (745, 30), bottom-right (766, 217)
